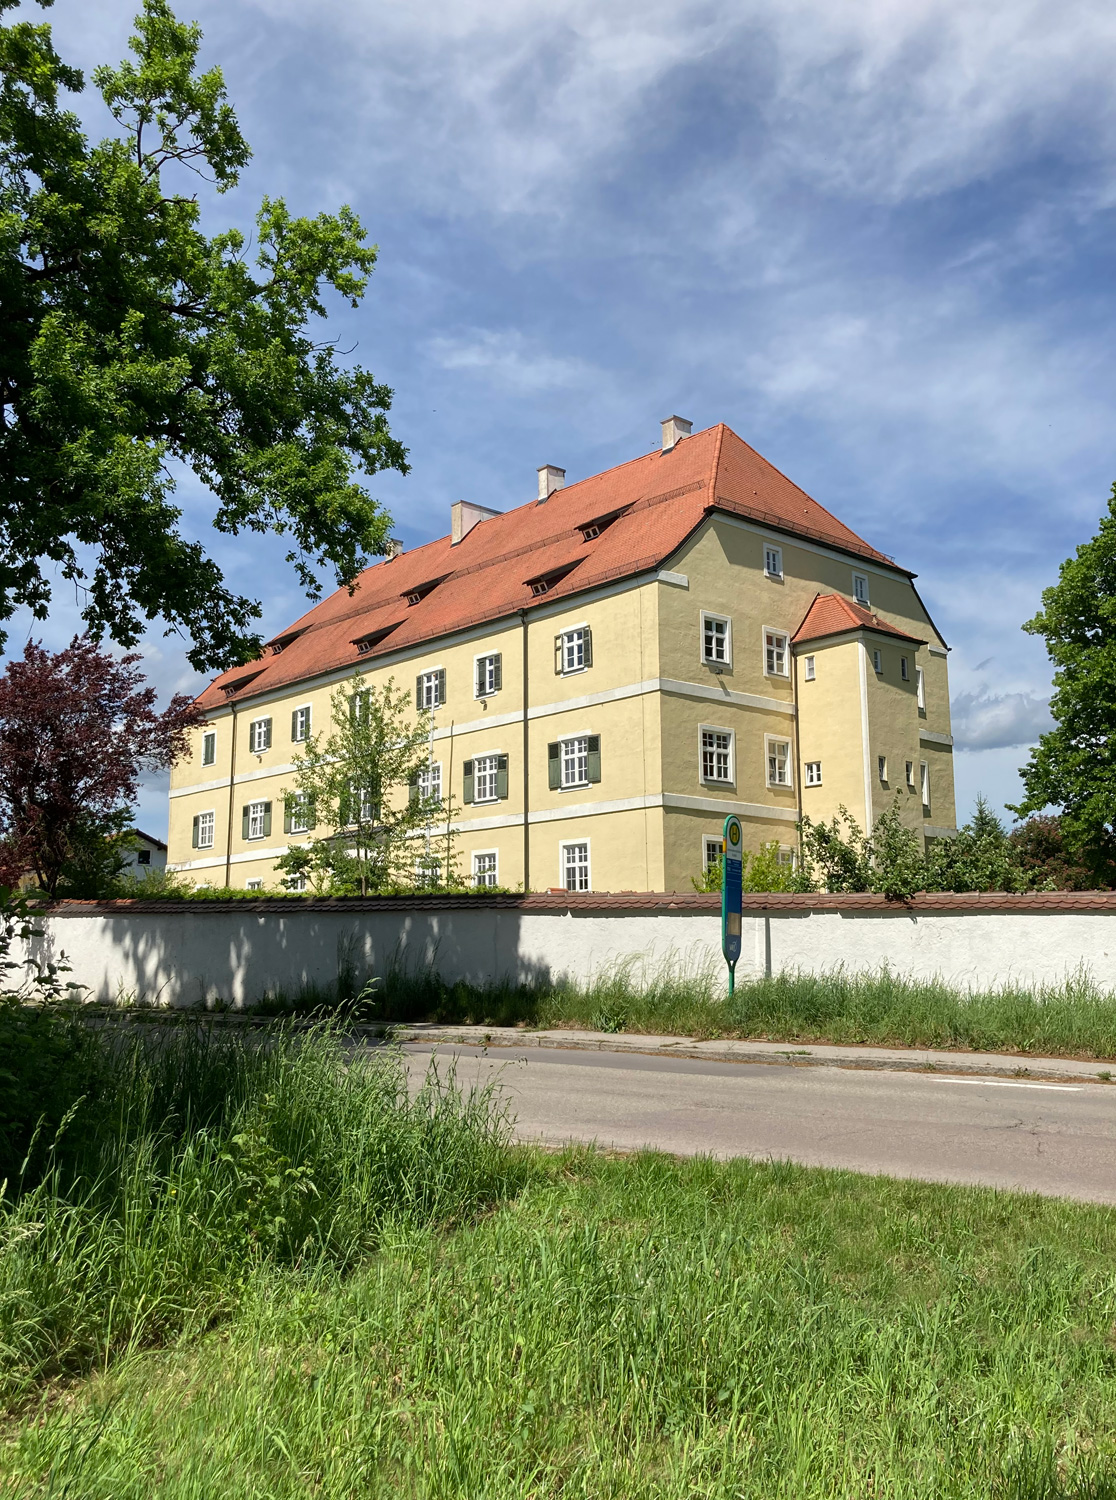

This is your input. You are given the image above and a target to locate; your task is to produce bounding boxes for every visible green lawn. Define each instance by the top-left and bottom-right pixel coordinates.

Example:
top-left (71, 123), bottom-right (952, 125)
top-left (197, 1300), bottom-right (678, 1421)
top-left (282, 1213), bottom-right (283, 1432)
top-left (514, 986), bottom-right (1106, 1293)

top-left (4, 1015), bottom-right (1116, 1497)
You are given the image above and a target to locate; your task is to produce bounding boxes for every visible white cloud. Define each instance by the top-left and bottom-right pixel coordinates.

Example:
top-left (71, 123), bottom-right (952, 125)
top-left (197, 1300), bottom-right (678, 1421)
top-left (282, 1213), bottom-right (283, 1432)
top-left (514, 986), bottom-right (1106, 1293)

top-left (951, 689), bottom-right (1053, 751)
top-left (427, 330), bottom-right (596, 392)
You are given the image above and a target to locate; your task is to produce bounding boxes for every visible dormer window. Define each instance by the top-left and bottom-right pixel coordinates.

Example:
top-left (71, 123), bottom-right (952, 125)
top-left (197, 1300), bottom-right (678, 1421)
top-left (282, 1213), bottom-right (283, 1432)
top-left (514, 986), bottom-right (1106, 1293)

top-left (351, 624), bottom-right (399, 656)
top-left (531, 579), bottom-right (550, 597)
top-left (581, 524), bottom-right (601, 541)
top-left (402, 576), bottom-right (448, 607)
top-left (266, 630), bottom-right (302, 655)
top-left (577, 506), bottom-right (629, 544)
top-left (527, 563), bottom-right (580, 598)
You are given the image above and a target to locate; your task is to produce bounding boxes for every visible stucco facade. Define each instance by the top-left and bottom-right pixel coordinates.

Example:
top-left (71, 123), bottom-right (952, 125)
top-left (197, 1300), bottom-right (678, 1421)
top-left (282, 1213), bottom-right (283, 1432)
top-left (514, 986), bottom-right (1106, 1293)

top-left (167, 421), bottom-right (956, 891)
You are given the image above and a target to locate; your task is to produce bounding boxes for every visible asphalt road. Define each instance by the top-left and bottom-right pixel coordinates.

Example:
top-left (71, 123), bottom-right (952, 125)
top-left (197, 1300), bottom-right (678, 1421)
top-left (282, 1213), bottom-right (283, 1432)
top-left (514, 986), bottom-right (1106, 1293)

top-left (402, 1042), bottom-right (1116, 1204)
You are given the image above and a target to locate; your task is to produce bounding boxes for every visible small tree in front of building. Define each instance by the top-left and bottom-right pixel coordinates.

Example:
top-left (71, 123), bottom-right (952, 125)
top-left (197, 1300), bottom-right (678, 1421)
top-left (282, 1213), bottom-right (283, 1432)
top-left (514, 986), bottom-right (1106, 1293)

top-left (276, 674), bottom-right (456, 896)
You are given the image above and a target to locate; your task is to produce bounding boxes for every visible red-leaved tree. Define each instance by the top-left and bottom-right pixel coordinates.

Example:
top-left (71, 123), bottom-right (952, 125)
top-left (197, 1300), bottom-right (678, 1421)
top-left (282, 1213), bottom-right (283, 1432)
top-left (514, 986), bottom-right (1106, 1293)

top-left (0, 639), bottom-right (204, 895)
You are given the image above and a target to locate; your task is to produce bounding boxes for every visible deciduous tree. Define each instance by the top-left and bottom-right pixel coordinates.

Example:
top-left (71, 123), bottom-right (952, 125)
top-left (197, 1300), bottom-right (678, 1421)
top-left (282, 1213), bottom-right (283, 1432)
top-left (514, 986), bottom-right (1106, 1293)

top-left (0, 637), bottom-right (203, 894)
top-left (0, 0), bottom-right (407, 672)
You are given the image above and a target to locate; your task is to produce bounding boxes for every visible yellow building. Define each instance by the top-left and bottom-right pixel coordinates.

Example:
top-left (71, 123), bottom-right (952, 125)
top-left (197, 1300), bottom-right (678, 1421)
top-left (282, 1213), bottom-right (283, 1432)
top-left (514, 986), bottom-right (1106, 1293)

top-left (167, 417), bottom-right (956, 892)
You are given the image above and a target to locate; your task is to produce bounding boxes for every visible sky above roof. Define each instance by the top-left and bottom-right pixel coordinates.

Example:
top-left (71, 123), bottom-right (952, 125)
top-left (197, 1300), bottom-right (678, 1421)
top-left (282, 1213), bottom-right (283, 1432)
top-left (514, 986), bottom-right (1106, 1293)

top-left (9, 0), bottom-right (1116, 838)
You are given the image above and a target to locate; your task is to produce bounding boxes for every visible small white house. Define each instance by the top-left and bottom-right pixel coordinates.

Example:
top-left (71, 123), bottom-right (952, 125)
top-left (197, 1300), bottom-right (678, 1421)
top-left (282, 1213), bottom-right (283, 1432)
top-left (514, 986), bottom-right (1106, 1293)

top-left (122, 829), bottom-right (168, 875)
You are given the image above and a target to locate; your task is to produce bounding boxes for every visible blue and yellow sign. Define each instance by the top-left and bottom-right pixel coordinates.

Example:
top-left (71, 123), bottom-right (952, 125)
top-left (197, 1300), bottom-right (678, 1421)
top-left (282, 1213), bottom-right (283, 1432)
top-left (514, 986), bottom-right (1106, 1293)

top-left (721, 814), bottom-right (743, 985)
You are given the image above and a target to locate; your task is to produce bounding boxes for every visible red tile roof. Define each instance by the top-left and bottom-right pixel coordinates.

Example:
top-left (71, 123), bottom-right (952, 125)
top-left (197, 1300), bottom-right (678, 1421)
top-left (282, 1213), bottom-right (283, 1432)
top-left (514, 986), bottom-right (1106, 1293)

top-left (792, 593), bottom-right (926, 647)
top-left (199, 423), bottom-right (911, 709)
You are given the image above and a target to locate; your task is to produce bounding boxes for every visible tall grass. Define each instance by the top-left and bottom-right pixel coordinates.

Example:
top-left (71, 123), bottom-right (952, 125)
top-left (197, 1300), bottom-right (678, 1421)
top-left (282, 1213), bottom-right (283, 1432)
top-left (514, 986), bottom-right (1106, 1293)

top-left (366, 963), bottom-right (1116, 1057)
top-left (0, 1018), bottom-right (526, 1406)
top-left (10, 1151), bottom-right (1116, 1497)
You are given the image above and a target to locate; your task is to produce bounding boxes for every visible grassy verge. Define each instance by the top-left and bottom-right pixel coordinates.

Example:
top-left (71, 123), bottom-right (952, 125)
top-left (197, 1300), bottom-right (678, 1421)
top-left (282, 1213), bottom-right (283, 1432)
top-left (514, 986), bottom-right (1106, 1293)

top-left (360, 965), bottom-right (1116, 1058)
top-left (6, 1150), bottom-right (1116, 1497)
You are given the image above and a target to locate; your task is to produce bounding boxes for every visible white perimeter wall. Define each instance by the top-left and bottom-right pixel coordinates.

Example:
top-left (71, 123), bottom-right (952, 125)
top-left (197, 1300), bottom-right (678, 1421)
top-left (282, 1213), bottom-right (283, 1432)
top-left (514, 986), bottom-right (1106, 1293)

top-left (16, 904), bottom-right (1116, 1007)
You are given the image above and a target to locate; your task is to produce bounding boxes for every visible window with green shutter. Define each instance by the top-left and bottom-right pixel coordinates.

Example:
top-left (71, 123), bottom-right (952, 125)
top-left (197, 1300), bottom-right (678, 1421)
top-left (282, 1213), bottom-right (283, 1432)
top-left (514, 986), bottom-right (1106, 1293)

top-left (496, 753), bottom-right (509, 799)
top-left (462, 760), bottom-right (474, 804)
top-left (586, 735), bottom-right (601, 783)
top-left (547, 742), bottom-right (561, 790)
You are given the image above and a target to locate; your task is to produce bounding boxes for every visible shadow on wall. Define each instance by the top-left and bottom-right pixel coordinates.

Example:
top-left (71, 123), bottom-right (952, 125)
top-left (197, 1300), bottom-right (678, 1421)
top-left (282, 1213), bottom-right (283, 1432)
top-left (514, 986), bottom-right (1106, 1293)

top-left (25, 904), bottom-right (723, 1011)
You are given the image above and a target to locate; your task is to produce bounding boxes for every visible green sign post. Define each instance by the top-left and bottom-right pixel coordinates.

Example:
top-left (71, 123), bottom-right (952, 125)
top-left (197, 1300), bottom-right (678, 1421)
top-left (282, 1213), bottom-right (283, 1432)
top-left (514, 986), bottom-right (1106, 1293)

top-left (721, 814), bottom-right (743, 996)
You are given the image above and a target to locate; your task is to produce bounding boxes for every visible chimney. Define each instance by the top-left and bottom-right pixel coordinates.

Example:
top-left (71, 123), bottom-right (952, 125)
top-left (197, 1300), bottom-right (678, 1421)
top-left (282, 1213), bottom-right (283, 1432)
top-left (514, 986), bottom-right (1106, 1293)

top-left (661, 415), bottom-right (692, 452)
top-left (451, 499), bottom-right (502, 546)
top-left (537, 464), bottom-right (566, 502)
top-left (387, 537), bottom-right (404, 559)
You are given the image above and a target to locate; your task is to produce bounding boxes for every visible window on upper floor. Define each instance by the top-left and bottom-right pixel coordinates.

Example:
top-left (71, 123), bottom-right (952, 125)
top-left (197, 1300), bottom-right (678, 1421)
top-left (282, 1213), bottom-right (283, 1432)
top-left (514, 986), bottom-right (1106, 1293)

top-left (249, 717), bottom-right (272, 754)
top-left (467, 753), bottom-right (507, 804)
top-left (805, 760), bottom-right (822, 786)
top-left (804, 655), bottom-right (816, 681)
top-left (418, 763), bottom-right (442, 804)
top-left (702, 613), bottom-right (731, 666)
top-left (244, 800), bottom-right (270, 840)
top-left (767, 737), bottom-right (792, 788)
top-left (285, 794), bottom-right (315, 835)
top-left (473, 851), bottom-right (498, 888)
top-left (291, 705), bottom-right (311, 742)
top-left (202, 730), bottom-right (216, 766)
top-left (920, 761), bottom-right (931, 811)
top-left (555, 627), bottom-right (592, 675)
top-left (703, 836), bottom-right (723, 876)
top-left (916, 666), bottom-right (926, 712)
top-left (906, 760), bottom-right (916, 790)
top-left (475, 653), bottom-right (502, 697)
top-left (700, 728), bottom-right (733, 784)
top-left (853, 573), bottom-right (870, 607)
top-left (878, 755), bottom-right (888, 784)
top-left (764, 545), bottom-right (783, 579)
top-left (548, 735), bottom-right (601, 790)
top-left (873, 648), bottom-right (883, 673)
top-left (417, 669), bottom-right (446, 709)
top-left (764, 629), bottom-right (789, 677)
top-left (901, 656), bottom-right (909, 681)
top-left (192, 810), bottom-right (215, 849)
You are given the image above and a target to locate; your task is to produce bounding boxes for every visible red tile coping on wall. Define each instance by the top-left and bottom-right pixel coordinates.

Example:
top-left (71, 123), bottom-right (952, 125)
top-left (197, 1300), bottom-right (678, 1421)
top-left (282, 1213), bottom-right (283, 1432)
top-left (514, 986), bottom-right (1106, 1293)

top-left (45, 891), bottom-right (1116, 916)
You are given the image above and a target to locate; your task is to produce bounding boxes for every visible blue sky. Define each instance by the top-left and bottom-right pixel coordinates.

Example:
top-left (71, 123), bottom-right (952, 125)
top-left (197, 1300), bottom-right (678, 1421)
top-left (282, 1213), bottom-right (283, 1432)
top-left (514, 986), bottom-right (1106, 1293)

top-left (10, 0), bottom-right (1116, 840)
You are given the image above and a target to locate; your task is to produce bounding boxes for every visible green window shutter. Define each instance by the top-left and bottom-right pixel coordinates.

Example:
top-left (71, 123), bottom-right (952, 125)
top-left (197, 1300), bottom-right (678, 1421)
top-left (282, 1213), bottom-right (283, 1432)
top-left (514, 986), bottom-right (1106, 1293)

top-left (339, 788), bottom-right (351, 826)
top-left (283, 799), bottom-right (292, 835)
top-left (436, 668), bottom-right (446, 704)
top-left (262, 718), bottom-right (272, 750)
top-left (409, 774), bottom-right (419, 806)
top-left (241, 805), bottom-right (250, 840)
top-left (191, 815), bottom-right (199, 849)
top-left (416, 674), bottom-right (424, 707)
top-left (583, 628), bottom-right (593, 668)
top-left (262, 802), bottom-right (272, 837)
top-left (496, 754), bottom-right (509, 799)
top-left (587, 734), bottom-right (601, 784)
top-left (548, 742), bottom-right (561, 790)
top-left (493, 654), bottom-right (502, 691)
top-left (307, 796), bottom-right (317, 831)
top-left (554, 635), bottom-right (562, 674)
top-left (462, 759), bottom-right (474, 804)
top-left (475, 658), bottom-right (484, 696)
top-left (291, 709), bottom-right (300, 741)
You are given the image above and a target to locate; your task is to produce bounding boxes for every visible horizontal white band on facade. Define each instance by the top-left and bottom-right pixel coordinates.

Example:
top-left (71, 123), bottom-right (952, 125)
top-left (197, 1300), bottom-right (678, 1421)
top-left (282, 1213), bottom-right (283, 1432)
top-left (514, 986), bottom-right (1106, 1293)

top-left (919, 729), bottom-right (954, 746)
top-left (656, 570), bottom-right (689, 588)
top-left (170, 846), bottom-right (291, 872)
top-left (924, 824), bottom-right (958, 839)
top-left (661, 792), bottom-right (798, 822)
top-left (658, 678), bottom-right (793, 715)
top-left (928, 646), bottom-right (948, 657)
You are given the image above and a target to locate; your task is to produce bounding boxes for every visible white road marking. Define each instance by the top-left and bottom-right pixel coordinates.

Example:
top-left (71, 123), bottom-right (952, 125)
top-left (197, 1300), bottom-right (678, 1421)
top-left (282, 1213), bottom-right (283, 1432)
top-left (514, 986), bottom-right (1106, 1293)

top-left (930, 1077), bottom-right (1082, 1092)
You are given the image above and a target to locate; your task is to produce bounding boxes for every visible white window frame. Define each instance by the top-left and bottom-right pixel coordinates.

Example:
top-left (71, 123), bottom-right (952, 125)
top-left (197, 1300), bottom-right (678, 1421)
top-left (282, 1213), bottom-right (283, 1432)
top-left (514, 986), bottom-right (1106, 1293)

top-left (415, 856), bottom-right (441, 886)
top-left (900, 657), bottom-right (909, 681)
top-left (288, 794), bottom-right (312, 834)
top-left (920, 761), bottom-right (931, 811)
top-left (560, 735), bottom-right (590, 789)
top-left (473, 752), bottom-right (501, 804)
top-left (196, 809), bottom-right (216, 849)
top-left (559, 839), bottom-right (591, 892)
top-left (765, 734), bottom-right (793, 789)
top-left (245, 878), bottom-right (264, 892)
top-left (202, 730), bottom-right (216, 767)
top-left (699, 725), bottom-right (735, 786)
top-left (764, 544), bottom-right (783, 579)
top-left (804, 655), bottom-right (816, 682)
top-left (804, 761), bottom-right (822, 786)
top-left (853, 572), bottom-right (870, 607)
top-left (701, 612), bottom-right (732, 667)
top-left (418, 762), bottom-right (443, 804)
top-left (916, 666), bottom-right (926, 711)
top-left (247, 800), bottom-right (268, 840)
top-left (878, 755), bottom-right (888, 784)
top-left (906, 760), bottom-right (916, 790)
top-left (702, 835), bottom-right (723, 874)
top-left (291, 705), bottom-right (312, 743)
top-left (872, 648), bottom-right (882, 674)
top-left (559, 625), bottom-right (590, 676)
top-left (763, 627), bottom-right (790, 678)
top-left (249, 717), bottom-right (272, 755)
top-left (474, 652), bottom-right (501, 698)
top-left (418, 669), bottom-right (446, 709)
top-left (472, 850), bottom-right (498, 888)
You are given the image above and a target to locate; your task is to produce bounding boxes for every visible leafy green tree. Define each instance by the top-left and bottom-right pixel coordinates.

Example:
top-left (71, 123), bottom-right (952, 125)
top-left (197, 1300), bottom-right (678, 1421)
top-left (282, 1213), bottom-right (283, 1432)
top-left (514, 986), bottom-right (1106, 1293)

top-left (924, 796), bottom-right (1026, 893)
top-left (276, 674), bottom-right (453, 897)
top-left (1008, 814), bottom-right (1116, 892)
top-left (0, 0), bottom-right (407, 672)
top-left (691, 840), bottom-right (805, 893)
top-left (1013, 489), bottom-right (1116, 865)
top-left (798, 804), bottom-right (925, 899)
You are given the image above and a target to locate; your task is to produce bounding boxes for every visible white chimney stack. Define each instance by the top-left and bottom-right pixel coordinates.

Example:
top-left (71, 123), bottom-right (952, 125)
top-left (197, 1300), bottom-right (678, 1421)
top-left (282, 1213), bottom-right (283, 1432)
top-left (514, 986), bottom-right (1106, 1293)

top-left (661, 415), bottom-right (693, 452)
top-left (537, 464), bottom-right (566, 501)
top-left (451, 499), bottom-right (502, 546)
top-left (387, 537), bottom-right (404, 558)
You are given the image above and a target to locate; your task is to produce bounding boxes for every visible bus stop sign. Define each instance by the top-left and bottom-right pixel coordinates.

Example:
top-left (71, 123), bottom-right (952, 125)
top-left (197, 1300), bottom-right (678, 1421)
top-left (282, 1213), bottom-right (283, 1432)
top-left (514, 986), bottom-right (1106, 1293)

top-left (721, 814), bottom-right (743, 985)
